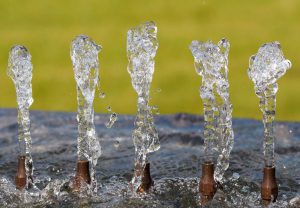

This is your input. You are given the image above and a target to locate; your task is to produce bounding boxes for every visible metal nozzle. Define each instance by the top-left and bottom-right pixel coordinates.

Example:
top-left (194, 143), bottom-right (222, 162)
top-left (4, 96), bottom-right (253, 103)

top-left (261, 166), bottom-right (278, 203)
top-left (137, 163), bottom-right (153, 193)
top-left (15, 156), bottom-right (27, 190)
top-left (199, 162), bottom-right (217, 204)
top-left (72, 160), bottom-right (91, 191)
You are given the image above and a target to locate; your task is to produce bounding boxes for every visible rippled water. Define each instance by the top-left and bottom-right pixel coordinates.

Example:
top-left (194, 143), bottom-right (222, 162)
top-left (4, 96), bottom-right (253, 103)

top-left (0, 109), bottom-right (299, 207)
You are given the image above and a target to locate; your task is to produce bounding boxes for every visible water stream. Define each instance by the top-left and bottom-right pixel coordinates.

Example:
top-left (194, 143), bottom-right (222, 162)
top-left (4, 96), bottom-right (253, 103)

top-left (189, 39), bottom-right (234, 183)
top-left (70, 35), bottom-right (102, 191)
top-left (248, 42), bottom-right (292, 167)
top-left (7, 45), bottom-right (34, 187)
top-left (127, 21), bottom-right (160, 191)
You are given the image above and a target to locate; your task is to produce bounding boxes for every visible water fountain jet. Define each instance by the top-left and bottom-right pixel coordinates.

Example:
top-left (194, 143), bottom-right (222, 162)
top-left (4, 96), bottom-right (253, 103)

top-left (189, 38), bottom-right (234, 204)
top-left (70, 35), bottom-right (102, 192)
top-left (7, 45), bottom-right (34, 190)
top-left (248, 42), bottom-right (291, 203)
top-left (127, 21), bottom-right (160, 193)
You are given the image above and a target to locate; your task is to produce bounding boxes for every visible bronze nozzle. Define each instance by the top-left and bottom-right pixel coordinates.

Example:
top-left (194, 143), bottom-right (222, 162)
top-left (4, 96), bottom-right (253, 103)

top-left (72, 160), bottom-right (91, 191)
top-left (261, 166), bottom-right (278, 203)
top-left (16, 156), bottom-right (27, 190)
top-left (137, 163), bottom-right (153, 193)
top-left (199, 162), bottom-right (217, 204)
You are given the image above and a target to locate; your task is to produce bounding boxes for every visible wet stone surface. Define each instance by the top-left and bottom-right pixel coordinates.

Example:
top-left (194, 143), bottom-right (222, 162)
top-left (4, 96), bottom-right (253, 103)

top-left (0, 109), bottom-right (299, 207)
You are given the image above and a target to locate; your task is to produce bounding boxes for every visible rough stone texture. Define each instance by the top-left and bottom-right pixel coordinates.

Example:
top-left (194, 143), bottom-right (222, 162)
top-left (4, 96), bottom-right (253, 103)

top-left (0, 109), bottom-right (299, 207)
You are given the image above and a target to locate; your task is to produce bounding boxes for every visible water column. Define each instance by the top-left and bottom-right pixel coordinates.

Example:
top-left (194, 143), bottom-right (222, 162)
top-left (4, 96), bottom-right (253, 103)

top-left (248, 42), bottom-right (291, 202)
top-left (70, 35), bottom-right (102, 192)
top-left (190, 39), bottom-right (234, 203)
top-left (127, 21), bottom-right (160, 193)
top-left (7, 45), bottom-right (34, 190)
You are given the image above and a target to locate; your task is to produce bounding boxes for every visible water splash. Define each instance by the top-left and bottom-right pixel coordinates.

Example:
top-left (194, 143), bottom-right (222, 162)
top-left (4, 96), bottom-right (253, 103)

top-left (189, 38), bottom-right (234, 182)
top-left (248, 42), bottom-right (291, 167)
top-left (70, 35), bottom-right (102, 191)
top-left (7, 45), bottom-right (34, 186)
top-left (127, 21), bottom-right (160, 191)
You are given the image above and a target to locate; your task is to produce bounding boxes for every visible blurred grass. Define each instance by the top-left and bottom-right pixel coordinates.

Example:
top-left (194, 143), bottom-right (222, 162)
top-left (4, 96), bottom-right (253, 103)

top-left (0, 0), bottom-right (299, 120)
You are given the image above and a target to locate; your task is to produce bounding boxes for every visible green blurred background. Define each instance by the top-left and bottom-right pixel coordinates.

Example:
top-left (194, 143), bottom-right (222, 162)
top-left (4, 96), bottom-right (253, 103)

top-left (0, 0), bottom-right (299, 120)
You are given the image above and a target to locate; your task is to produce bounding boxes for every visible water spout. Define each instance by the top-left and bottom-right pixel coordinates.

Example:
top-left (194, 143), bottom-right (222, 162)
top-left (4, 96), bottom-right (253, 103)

top-left (7, 45), bottom-right (34, 190)
top-left (127, 21), bottom-right (160, 193)
top-left (190, 38), bottom-right (234, 203)
top-left (248, 41), bottom-right (291, 202)
top-left (70, 35), bottom-right (102, 192)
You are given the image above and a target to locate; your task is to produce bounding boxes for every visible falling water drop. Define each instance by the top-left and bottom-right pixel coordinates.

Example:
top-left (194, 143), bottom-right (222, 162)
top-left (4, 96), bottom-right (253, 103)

top-left (105, 112), bottom-right (118, 128)
top-left (114, 139), bottom-right (120, 150)
top-left (99, 92), bottom-right (106, 99)
top-left (152, 105), bottom-right (160, 115)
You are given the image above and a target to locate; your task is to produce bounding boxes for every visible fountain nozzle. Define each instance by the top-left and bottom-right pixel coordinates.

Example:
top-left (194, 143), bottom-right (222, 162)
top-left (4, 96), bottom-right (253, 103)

top-left (261, 166), bottom-right (278, 203)
top-left (199, 162), bottom-right (217, 204)
top-left (137, 163), bottom-right (153, 193)
top-left (72, 160), bottom-right (91, 191)
top-left (15, 156), bottom-right (26, 190)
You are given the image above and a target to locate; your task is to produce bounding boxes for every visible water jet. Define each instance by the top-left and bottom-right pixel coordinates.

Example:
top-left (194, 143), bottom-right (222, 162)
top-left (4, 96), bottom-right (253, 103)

top-left (190, 38), bottom-right (234, 204)
top-left (7, 45), bottom-right (34, 190)
top-left (70, 35), bottom-right (102, 192)
top-left (248, 41), bottom-right (292, 203)
top-left (126, 21), bottom-right (160, 193)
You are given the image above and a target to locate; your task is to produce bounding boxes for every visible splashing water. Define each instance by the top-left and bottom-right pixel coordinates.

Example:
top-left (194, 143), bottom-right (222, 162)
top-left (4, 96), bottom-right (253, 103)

top-left (7, 45), bottom-right (34, 186)
top-left (70, 35), bottom-right (102, 191)
top-left (248, 42), bottom-right (291, 167)
top-left (127, 21), bottom-right (160, 191)
top-left (189, 39), bottom-right (234, 182)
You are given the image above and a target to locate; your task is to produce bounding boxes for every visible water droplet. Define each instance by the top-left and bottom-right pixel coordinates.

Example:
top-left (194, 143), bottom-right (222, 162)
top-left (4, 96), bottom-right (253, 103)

top-left (107, 106), bottom-right (112, 112)
top-left (156, 88), bottom-right (161, 93)
top-left (105, 113), bottom-right (118, 128)
top-left (99, 92), bottom-right (105, 99)
top-left (152, 105), bottom-right (158, 110)
top-left (114, 139), bottom-right (120, 149)
top-left (151, 105), bottom-right (160, 115)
